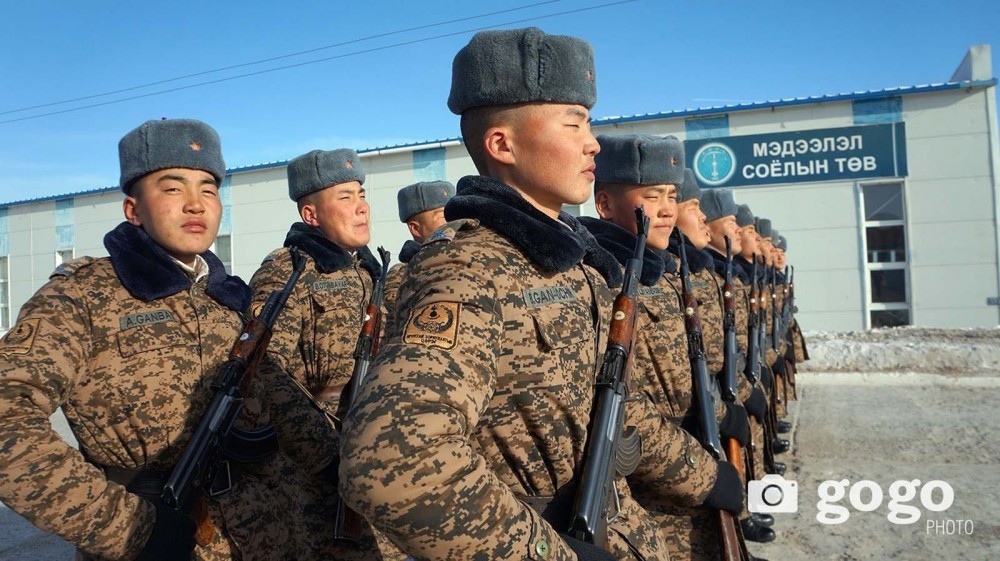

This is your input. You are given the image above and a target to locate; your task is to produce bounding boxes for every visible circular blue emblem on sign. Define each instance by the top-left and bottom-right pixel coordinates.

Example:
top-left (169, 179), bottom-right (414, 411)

top-left (693, 142), bottom-right (736, 186)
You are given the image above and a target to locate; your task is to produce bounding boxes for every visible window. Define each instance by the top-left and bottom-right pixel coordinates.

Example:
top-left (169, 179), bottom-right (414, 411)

top-left (861, 181), bottom-right (910, 328)
top-left (685, 115), bottom-right (730, 140)
top-left (853, 97), bottom-right (902, 125)
top-left (215, 235), bottom-right (233, 274)
top-left (563, 204), bottom-right (581, 217)
top-left (866, 226), bottom-right (905, 263)
top-left (0, 256), bottom-right (8, 331)
top-left (871, 309), bottom-right (910, 328)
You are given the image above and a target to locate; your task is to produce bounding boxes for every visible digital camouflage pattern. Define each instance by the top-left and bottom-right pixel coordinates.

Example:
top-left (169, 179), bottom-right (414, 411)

top-left (633, 264), bottom-right (732, 561)
top-left (382, 262), bottom-right (406, 321)
top-left (340, 219), bottom-right (719, 561)
top-left (250, 246), bottom-right (401, 561)
top-left (0, 256), bottom-right (329, 561)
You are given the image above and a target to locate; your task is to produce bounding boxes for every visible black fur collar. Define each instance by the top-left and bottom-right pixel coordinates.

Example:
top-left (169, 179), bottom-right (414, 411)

top-left (735, 256), bottom-right (760, 284)
top-left (706, 247), bottom-right (750, 284)
top-left (104, 222), bottom-right (250, 312)
top-left (398, 239), bottom-right (421, 264)
top-left (667, 234), bottom-right (712, 273)
top-left (579, 217), bottom-right (666, 287)
top-left (445, 176), bottom-right (623, 287)
top-left (283, 222), bottom-right (381, 279)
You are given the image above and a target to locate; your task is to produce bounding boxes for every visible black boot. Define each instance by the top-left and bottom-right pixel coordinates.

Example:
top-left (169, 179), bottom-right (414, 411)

top-left (772, 461), bottom-right (787, 475)
top-left (751, 513), bottom-right (775, 527)
top-left (741, 517), bottom-right (776, 543)
top-left (772, 439), bottom-right (790, 454)
top-left (777, 420), bottom-right (792, 433)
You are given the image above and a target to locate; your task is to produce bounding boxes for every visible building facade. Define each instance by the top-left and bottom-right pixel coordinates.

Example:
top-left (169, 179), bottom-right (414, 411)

top-left (1, 46), bottom-right (996, 333)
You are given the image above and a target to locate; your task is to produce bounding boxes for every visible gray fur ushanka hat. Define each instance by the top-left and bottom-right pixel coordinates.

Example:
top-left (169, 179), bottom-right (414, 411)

top-left (756, 218), bottom-right (773, 239)
top-left (736, 203), bottom-right (755, 228)
top-left (701, 189), bottom-right (738, 222)
top-left (397, 181), bottom-right (455, 222)
top-left (287, 148), bottom-right (365, 201)
top-left (594, 134), bottom-right (685, 186)
top-left (448, 27), bottom-right (597, 114)
top-left (118, 118), bottom-right (225, 193)
top-left (677, 168), bottom-right (702, 203)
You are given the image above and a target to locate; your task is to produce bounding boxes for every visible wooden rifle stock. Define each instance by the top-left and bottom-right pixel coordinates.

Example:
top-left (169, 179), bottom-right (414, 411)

top-left (334, 247), bottom-right (391, 545)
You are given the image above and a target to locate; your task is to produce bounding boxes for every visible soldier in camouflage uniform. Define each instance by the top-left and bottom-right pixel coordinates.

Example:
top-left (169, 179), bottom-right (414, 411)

top-left (249, 148), bottom-right (396, 561)
top-left (580, 135), bottom-right (750, 561)
top-left (753, 219), bottom-right (792, 433)
top-left (771, 234), bottom-right (800, 404)
top-left (0, 119), bottom-right (337, 561)
top-left (339, 28), bottom-right (743, 561)
top-left (734, 207), bottom-right (788, 476)
top-left (700, 189), bottom-right (777, 544)
top-left (384, 180), bottom-right (454, 317)
top-left (749, 218), bottom-right (791, 456)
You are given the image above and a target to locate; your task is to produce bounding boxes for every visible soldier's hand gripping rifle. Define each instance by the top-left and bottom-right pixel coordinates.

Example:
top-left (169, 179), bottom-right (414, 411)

top-left (334, 246), bottom-right (391, 545)
top-left (568, 207), bottom-right (648, 549)
top-left (677, 231), bottom-right (748, 561)
top-left (161, 246), bottom-right (307, 546)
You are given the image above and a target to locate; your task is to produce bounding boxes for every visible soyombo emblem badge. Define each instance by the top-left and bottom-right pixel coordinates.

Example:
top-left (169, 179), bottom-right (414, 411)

top-left (404, 302), bottom-right (461, 349)
top-left (0, 318), bottom-right (41, 355)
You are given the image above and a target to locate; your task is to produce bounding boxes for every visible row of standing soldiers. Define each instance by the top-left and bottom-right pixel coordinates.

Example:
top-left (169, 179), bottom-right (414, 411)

top-left (0, 26), bottom-right (808, 561)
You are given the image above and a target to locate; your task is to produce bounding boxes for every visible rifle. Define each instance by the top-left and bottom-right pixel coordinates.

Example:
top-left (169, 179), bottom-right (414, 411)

top-left (770, 265), bottom-right (782, 355)
top-left (568, 207), bottom-right (648, 548)
top-left (743, 256), bottom-right (760, 386)
top-left (743, 254), bottom-right (761, 481)
top-left (334, 247), bottom-right (392, 545)
top-left (719, 236), bottom-right (746, 485)
top-left (162, 246), bottom-right (307, 546)
top-left (676, 231), bottom-right (747, 561)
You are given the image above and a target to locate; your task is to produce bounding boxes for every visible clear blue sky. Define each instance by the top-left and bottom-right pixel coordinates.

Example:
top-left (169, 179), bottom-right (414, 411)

top-left (1, 0), bottom-right (997, 204)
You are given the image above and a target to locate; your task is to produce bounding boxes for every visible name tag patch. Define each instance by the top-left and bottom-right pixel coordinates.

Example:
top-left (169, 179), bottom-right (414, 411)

top-left (523, 286), bottom-right (578, 308)
top-left (119, 310), bottom-right (176, 331)
top-left (638, 286), bottom-right (663, 297)
top-left (312, 279), bottom-right (350, 291)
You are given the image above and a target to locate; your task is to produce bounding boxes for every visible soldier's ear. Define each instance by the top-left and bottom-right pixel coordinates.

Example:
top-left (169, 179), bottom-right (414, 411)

top-left (483, 124), bottom-right (516, 167)
top-left (406, 220), bottom-right (422, 239)
top-left (595, 190), bottom-right (614, 219)
top-left (300, 202), bottom-right (320, 227)
top-left (123, 196), bottom-right (142, 226)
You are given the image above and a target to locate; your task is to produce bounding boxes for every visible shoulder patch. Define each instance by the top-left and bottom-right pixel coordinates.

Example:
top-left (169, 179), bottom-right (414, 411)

top-left (404, 302), bottom-right (461, 349)
top-left (425, 218), bottom-right (480, 244)
top-left (0, 318), bottom-right (40, 355)
top-left (50, 256), bottom-right (98, 279)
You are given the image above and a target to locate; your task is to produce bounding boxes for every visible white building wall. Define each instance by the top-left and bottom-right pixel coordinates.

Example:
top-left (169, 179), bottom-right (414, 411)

top-left (1, 82), bottom-right (997, 333)
top-left (903, 89), bottom-right (998, 327)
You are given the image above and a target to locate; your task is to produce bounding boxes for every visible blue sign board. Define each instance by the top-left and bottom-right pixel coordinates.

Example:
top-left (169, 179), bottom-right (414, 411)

top-left (685, 122), bottom-right (907, 188)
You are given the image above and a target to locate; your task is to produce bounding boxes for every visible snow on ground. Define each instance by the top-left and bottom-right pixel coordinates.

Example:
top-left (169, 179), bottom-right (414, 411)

top-left (800, 326), bottom-right (1000, 374)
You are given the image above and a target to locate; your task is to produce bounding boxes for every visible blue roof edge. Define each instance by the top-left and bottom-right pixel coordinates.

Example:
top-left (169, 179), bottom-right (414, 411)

top-left (3, 79), bottom-right (995, 208)
top-left (592, 79), bottom-right (998, 126)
